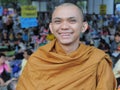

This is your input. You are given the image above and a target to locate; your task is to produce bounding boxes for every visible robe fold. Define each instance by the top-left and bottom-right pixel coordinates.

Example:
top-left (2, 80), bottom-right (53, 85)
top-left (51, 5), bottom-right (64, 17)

top-left (16, 39), bottom-right (116, 90)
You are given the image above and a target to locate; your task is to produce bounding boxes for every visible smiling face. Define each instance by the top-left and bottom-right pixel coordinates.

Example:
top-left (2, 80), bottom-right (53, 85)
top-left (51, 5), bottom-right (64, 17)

top-left (49, 4), bottom-right (88, 46)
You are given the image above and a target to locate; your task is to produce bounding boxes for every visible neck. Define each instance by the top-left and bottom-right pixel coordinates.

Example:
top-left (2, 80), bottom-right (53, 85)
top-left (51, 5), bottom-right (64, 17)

top-left (59, 41), bottom-right (80, 54)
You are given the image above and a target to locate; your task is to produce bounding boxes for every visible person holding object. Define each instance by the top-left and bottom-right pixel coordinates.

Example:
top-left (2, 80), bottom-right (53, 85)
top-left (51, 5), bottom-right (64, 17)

top-left (16, 3), bottom-right (116, 90)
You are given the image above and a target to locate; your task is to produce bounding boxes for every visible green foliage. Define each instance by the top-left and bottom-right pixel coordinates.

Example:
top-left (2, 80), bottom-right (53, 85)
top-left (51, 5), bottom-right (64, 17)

top-left (1, 0), bottom-right (31, 6)
top-left (18, 0), bottom-right (31, 5)
top-left (115, 0), bottom-right (120, 3)
top-left (1, 0), bottom-right (17, 4)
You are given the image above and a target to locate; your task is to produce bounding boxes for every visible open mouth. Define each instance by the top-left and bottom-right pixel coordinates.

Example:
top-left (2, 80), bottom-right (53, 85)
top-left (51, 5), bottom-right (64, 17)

top-left (59, 32), bottom-right (72, 38)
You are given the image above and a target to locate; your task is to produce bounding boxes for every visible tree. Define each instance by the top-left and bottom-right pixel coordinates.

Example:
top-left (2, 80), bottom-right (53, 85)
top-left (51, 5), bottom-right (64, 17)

top-left (115, 0), bottom-right (120, 3)
top-left (1, 0), bottom-right (31, 7)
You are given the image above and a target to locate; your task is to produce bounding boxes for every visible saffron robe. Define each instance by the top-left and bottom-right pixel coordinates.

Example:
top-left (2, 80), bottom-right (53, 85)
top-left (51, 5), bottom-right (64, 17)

top-left (16, 40), bottom-right (116, 90)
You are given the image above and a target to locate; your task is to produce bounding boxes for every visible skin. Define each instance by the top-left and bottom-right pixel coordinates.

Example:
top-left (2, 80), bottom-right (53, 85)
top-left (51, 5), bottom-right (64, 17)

top-left (23, 51), bottom-right (29, 60)
top-left (115, 35), bottom-right (120, 43)
top-left (0, 56), bottom-right (6, 65)
top-left (0, 56), bottom-right (11, 73)
top-left (0, 55), bottom-right (12, 86)
top-left (49, 3), bottom-right (88, 54)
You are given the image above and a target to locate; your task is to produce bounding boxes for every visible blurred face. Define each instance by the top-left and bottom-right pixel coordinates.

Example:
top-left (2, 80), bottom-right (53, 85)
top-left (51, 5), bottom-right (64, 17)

top-left (23, 51), bottom-right (29, 60)
top-left (0, 56), bottom-right (6, 64)
top-left (115, 35), bottom-right (120, 43)
top-left (49, 5), bottom-right (88, 45)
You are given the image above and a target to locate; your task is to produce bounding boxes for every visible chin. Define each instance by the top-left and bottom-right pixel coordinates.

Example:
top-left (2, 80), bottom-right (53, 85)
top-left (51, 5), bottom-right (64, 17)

top-left (59, 40), bottom-right (73, 45)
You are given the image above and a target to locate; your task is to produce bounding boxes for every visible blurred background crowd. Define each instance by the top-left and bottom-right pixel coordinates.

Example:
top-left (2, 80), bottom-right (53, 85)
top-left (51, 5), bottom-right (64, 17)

top-left (0, 0), bottom-right (120, 90)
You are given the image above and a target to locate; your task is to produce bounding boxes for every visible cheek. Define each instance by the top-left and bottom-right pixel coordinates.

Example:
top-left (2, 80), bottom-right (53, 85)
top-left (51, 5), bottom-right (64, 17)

top-left (72, 25), bottom-right (82, 33)
top-left (72, 23), bottom-right (82, 29)
top-left (51, 25), bottom-right (60, 33)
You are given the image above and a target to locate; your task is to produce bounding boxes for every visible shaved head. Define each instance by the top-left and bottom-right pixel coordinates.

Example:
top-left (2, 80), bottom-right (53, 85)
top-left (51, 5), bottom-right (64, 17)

top-left (52, 3), bottom-right (84, 22)
top-left (49, 2), bottom-right (88, 51)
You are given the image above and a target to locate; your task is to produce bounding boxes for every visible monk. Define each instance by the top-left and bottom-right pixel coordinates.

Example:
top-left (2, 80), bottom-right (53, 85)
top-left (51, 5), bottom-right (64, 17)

top-left (16, 3), bottom-right (116, 90)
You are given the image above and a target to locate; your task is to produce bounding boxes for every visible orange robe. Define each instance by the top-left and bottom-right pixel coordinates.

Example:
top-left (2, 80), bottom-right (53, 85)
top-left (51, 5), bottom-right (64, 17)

top-left (16, 40), bottom-right (116, 90)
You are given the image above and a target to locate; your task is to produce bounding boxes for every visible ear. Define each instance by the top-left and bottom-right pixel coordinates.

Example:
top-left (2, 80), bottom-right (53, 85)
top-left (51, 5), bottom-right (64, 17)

top-left (49, 23), bottom-right (53, 34)
top-left (81, 22), bottom-right (88, 33)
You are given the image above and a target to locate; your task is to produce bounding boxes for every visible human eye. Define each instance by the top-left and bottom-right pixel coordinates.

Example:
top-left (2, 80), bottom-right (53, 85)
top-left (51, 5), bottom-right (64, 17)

top-left (69, 19), bottom-right (77, 24)
top-left (53, 19), bottom-right (61, 24)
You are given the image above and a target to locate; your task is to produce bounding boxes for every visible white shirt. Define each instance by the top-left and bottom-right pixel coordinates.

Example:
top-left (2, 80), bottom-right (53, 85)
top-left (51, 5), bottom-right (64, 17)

top-left (113, 59), bottom-right (120, 78)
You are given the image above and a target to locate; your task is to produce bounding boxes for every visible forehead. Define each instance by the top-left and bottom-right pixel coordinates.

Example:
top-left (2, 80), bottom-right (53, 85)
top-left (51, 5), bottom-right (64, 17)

top-left (52, 5), bottom-right (82, 19)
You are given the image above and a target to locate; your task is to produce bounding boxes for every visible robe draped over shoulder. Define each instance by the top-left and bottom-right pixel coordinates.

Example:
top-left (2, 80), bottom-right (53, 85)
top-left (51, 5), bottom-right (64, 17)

top-left (16, 39), bottom-right (116, 90)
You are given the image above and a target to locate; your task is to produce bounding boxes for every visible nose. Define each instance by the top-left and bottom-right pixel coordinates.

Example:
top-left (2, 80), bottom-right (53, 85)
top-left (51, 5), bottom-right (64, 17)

top-left (60, 21), bottom-right (69, 30)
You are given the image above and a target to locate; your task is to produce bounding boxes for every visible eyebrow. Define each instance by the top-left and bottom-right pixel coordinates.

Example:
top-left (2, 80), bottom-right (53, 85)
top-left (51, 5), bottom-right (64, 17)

top-left (52, 17), bottom-right (61, 21)
top-left (52, 17), bottom-right (76, 21)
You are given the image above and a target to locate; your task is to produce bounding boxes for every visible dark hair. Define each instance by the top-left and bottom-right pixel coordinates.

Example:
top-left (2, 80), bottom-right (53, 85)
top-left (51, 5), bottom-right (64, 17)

top-left (17, 32), bottom-right (22, 36)
top-left (25, 49), bottom-right (33, 55)
top-left (100, 38), bottom-right (106, 44)
top-left (115, 33), bottom-right (120, 37)
top-left (0, 53), bottom-right (5, 57)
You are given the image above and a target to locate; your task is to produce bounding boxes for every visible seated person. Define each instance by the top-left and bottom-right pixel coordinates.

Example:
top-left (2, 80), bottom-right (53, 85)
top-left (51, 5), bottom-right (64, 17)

top-left (0, 53), bottom-right (11, 85)
top-left (113, 59), bottom-right (120, 88)
top-left (98, 38), bottom-right (110, 54)
top-left (7, 79), bottom-right (18, 90)
top-left (110, 33), bottom-right (120, 67)
top-left (20, 49), bottom-right (33, 74)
